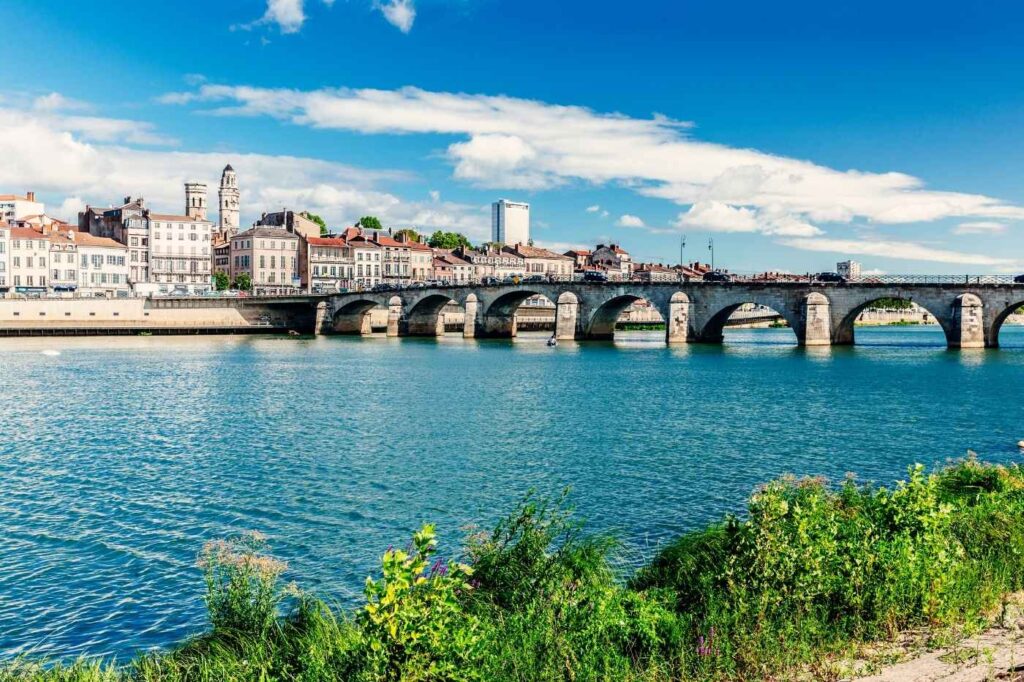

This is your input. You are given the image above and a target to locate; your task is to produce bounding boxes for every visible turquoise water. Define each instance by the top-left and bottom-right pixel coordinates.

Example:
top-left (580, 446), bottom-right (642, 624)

top-left (1, 325), bottom-right (1023, 660)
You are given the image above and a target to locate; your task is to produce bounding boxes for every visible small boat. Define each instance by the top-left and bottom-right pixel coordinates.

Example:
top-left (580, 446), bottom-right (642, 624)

top-left (547, 336), bottom-right (558, 347)
top-left (1017, 440), bottom-right (1024, 449)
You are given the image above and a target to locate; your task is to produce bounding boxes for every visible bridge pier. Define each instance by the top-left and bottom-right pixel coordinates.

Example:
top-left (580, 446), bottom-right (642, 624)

top-left (666, 293), bottom-right (691, 344)
top-left (802, 292), bottom-right (831, 346)
top-left (463, 296), bottom-right (479, 338)
top-left (386, 300), bottom-right (402, 337)
top-left (555, 295), bottom-right (579, 340)
top-left (949, 293), bottom-right (985, 348)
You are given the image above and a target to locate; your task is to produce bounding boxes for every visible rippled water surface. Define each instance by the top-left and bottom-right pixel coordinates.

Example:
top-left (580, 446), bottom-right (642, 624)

top-left (2, 325), bottom-right (1024, 660)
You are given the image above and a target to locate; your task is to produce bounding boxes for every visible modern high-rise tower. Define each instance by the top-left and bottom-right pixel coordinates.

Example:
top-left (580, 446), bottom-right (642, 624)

top-left (491, 199), bottom-right (530, 246)
top-left (218, 164), bottom-right (240, 237)
top-left (184, 182), bottom-right (207, 221)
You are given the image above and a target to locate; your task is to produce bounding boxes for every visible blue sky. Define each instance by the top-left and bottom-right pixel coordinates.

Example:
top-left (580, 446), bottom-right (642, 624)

top-left (2, 0), bottom-right (1024, 273)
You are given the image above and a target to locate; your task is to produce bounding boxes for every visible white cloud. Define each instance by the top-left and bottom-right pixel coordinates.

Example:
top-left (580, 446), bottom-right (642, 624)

top-left (377, 0), bottom-right (416, 33)
top-left (233, 0), bottom-right (335, 34)
top-left (428, 190), bottom-right (440, 202)
top-left (780, 237), bottom-right (1020, 268)
top-left (585, 204), bottom-right (601, 213)
top-left (157, 83), bottom-right (1024, 250)
top-left (953, 221), bottom-right (1007, 235)
top-left (0, 103), bottom-right (486, 238)
top-left (32, 92), bottom-right (90, 112)
top-left (56, 196), bottom-right (85, 221)
top-left (617, 214), bottom-right (645, 228)
top-left (60, 116), bottom-right (179, 146)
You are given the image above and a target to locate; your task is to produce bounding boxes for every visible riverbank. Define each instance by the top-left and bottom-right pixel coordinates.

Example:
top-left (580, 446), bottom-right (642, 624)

top-left (5, 456), bottom-right (1024, 681)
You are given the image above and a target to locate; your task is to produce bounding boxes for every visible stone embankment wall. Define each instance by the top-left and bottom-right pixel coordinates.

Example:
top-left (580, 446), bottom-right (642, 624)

top-left (0, 298), bottom-right (314, 335)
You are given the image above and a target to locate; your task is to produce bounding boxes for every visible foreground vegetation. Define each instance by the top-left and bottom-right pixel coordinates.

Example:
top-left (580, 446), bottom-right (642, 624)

top-left (6, 457), bottom-right (1024, 681)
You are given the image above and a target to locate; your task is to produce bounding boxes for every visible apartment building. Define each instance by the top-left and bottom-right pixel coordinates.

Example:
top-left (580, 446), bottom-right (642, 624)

top-left (304, 236), bottom-right (353, 292)
top-left (148, 213), bottom-right (214, 295)
top-left (230, 226), bottom-right (301, 295)
top-left (9, 227), bottom-right (50, 293)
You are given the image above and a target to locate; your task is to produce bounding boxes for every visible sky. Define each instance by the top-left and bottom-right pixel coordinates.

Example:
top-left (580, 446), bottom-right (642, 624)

top-left (2, 0), bottom-right (1024, 274)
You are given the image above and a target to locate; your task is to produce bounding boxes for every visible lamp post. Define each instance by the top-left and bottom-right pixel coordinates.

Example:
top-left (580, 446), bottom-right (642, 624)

top-left (679, 235), bottom-right (686, 281)
top-left (708, 237), bottom-right (715, 271)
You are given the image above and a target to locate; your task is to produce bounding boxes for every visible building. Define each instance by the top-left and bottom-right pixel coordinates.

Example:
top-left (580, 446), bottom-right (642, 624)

top-left (304, 236), bottom-right (353, 293)
top-left (632, 263), bottom-right (678, 283)
top-left (505, 243), bottom-right (573, 279)
top-left (47, 230), bottom-right (79, 294)
top-left (0, 192), bottom-right (44, 223)
top-left (837, 260), bottom-right (862, 280)
top-left (256, 210), bottom-right (321, 240)
top-left (74, 232), bottom-right (130, 297)
top-left (491, 199), bottom-right (530, 245)
top-left (564, 249), bottom-right (591, 270)
top-left (455, 244), bottom-right (526, 281)
top-left (147, 213), bottom-right (214, 295)
top-left (218, 164), bottom-right (240, 240)
top-left (431, 250), bottom-right (474, 283)
top-left (590, 244), bottom-right (633, 279)
top-left (9, 227), bottom-right (50, 294)
top-left (80, 196), bottom-right (150, 287)
top-left (397, 234), bottom-right (433, 282)
top-left (185, 182), bottom-right (208, 221)
top-left (230, 226), bottom-right (301, 295)
top-left (0, 224), bottom-right (9, 291)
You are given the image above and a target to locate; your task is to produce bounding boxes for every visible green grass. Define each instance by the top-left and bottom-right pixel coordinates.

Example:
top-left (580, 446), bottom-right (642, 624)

top-left (5, 457), bottom-right (1024, 681)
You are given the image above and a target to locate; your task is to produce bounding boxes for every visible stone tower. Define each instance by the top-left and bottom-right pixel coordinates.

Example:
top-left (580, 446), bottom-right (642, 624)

top-left (218, 164), bottom-right (240, 236)
top-left (184, 182), bottom-right (207, 221)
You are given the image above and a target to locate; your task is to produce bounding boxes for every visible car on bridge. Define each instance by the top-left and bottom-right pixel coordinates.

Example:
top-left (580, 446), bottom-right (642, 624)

top-left (481, 276), bottom-right (500, 285)
top-left (702, 270), bottom-right (732, 282)
top-left (1015, 274), bottom-right (1024, 284)
top-left (583, 271), bottom-right (609, 283)
top-left (814, 272), bottom-right (847, 283)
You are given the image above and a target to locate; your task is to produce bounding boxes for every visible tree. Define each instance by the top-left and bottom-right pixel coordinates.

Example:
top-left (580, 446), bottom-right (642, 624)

top-left (427, 231), bottom-right (472, 250)
top-left (301, 212), bottom-right (329, 236)
top-left (358, 216), bottom-right (383, 231)
top-left (232, 273), bottom-right (252, 291)
top-left (213, 270), bottom-right (230, 291)
top-left (394, 228), bottom-right (421, 243)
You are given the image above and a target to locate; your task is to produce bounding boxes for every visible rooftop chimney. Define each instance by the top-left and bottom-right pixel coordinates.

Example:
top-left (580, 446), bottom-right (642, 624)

top-left (26, 191), bottom-right (35, 202)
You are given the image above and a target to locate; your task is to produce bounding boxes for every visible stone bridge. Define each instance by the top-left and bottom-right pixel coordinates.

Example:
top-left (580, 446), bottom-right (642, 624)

top-left (313, 281), bottom-right (1024, 349)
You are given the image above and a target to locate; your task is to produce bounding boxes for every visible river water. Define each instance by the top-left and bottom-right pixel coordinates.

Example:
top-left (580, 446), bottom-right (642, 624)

top-left (1, 326), bottom-right (1023, 660)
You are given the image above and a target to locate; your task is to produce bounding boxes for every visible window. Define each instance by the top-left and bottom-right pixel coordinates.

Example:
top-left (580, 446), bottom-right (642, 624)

top-left (130, 237), bottom-right (138, 246)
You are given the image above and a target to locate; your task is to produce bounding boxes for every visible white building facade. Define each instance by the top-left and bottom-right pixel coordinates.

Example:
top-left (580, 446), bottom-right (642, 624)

top-left (0, 192), bottom-right (44, 223)
top-left (491, 199), bottom-right (530, 246)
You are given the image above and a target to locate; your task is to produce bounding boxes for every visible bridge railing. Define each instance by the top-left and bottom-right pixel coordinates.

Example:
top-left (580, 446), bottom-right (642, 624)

top-left (844, 274), bottom-right (1018, 285)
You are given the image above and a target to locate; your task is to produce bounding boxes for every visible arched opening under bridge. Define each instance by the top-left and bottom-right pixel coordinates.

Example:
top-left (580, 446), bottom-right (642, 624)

top-left (835, 296), bottom-right (950, 347)
top-left (332, 296), bottom-right (399, 336)
top-left (991, 299), bottom-right (1024, 349)
top-left (698, 300), bottom-right (802, 346)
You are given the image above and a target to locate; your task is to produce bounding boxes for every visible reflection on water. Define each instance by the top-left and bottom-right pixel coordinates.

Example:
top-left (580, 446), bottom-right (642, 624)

top-left (1, 325), bottom-right (1023, 659)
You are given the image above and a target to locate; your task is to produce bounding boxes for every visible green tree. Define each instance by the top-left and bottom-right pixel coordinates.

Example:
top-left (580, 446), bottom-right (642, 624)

top-left (232, 272), bottom-right (252, 291)
top-left (213, 270), bottom-right (230, 291)
top-left (427, 231), bottom-right (472, 250)
top-left (358, 215), bottom-right (383, 231)
top-left (301, 212), bottom-right (328, 236)
top-left (394, 228), bottom-right (421, 243)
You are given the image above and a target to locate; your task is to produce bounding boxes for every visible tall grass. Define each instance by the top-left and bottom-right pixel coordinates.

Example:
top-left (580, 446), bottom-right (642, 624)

top-left (4, 457), bottom-right (1024, 681)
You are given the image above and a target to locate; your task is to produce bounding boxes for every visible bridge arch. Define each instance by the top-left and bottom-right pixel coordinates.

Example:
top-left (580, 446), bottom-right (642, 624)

top-left (332, 296), bottom-right (389, 335)
top-left (989, 298), bottom-right (1024, 348)
top-left (834, 294), bottom-right (952, 347)
top-left (478, 288), bottom-right (564, 338)
top-left (402, 292), bottom-right (459, 337)
top-left (695, 295), bottom-right (803, 345)
top-left (582, 292), bottom-right (666, 340)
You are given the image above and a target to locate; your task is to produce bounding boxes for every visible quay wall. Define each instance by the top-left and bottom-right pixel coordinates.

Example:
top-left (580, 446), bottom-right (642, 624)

top-left (0, 298), bottom-right (316, 335)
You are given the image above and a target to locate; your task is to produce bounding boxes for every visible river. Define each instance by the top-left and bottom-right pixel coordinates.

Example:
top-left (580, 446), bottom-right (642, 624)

top-left (1, 325), bottom-right (1023, 660)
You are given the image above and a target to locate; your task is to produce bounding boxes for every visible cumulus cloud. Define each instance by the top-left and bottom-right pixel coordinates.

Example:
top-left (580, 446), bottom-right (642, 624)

top-left (234, 0), bottom-right (338, 34)
top-left (780, 237), bottom-right (1020, 268)
top-left (617, 214), bottom-right (645, 228)
top-left (953, 221), bottom-right (1007, 235)
top-left (0, 103), bottom-right (486, 238)
top-left (157, 83), bottom-right (1024, 248)
top-left (377, 0), bottom-right (416, 33)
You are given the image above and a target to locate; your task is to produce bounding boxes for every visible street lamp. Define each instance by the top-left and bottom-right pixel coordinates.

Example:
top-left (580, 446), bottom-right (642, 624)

top-left (708, 237), bottom-right (715, 271)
